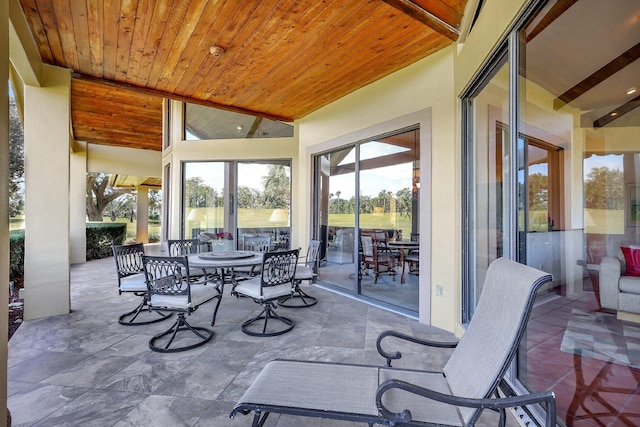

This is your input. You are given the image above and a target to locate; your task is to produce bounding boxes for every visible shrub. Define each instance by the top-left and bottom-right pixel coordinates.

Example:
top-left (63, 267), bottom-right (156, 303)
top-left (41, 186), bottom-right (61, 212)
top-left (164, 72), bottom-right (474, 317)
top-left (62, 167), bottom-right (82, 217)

top-left (86, 222), bottom-right (127, 260)
top-left (9, 230), bottom-right (25, 280)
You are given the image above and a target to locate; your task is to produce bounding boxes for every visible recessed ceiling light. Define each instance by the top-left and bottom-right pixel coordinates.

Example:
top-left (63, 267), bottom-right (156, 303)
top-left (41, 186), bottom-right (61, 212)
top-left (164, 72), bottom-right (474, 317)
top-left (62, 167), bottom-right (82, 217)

top-left (627, 86), bottom-right (637, 95)
top-left (611, 112), bottom-right (618, 117)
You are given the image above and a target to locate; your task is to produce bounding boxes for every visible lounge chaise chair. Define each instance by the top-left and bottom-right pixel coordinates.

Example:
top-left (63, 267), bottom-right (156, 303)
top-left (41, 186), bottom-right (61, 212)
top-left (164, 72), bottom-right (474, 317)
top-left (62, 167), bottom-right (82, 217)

top-left (230, 257), bottom-right (556, 426)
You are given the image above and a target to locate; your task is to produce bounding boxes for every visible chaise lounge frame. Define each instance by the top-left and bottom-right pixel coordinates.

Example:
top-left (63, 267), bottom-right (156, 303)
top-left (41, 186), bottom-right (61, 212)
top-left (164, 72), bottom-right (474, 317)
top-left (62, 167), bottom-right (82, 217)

top-left (230, 258), bottom-right (557, 427)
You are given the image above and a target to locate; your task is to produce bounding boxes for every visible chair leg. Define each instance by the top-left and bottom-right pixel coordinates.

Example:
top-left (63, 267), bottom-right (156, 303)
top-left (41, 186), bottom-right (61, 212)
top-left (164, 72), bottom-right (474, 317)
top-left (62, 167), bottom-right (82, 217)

top-left (210, 290), bottom-right (223, 326)
top-left (118, 297), bottom-right (172, 326)
top-left (278, 282), bottom-right (317, 308)
top-left (149, 313), bottom-right (214, 353)
top-left (241, 302), bottom-right (294, 337)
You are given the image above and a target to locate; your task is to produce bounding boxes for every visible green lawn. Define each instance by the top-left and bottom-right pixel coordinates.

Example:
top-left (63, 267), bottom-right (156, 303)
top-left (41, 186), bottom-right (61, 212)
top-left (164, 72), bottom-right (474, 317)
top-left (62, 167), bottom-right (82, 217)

top-left (328, 213), bottom-right (414, 238)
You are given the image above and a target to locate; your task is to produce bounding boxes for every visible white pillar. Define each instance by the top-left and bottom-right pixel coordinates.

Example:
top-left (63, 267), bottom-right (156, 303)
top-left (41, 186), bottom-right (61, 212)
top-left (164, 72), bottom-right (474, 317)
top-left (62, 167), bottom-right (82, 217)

top-left (1, 0), bottom-right (11, 418)
top-left (70, 143), bottom-right (87, 264)
top-left (136, 185), bottom-right (149, 243)
top-left (23, 65), bottom-right (71, 319)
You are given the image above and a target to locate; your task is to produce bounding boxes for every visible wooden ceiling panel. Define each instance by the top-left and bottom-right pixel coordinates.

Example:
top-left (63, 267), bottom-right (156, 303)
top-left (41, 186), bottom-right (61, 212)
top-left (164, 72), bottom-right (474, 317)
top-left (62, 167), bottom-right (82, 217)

top-left (71, 79), bottom-right (163, 150)
top-left (19, 0), bottom-right (467, 151)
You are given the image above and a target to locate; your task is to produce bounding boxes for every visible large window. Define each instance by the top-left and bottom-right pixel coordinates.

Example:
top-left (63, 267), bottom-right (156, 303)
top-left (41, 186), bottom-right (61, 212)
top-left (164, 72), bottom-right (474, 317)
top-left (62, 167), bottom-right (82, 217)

top-left (314, 128), bottom-right (420, 313)
top-left (184, 103), bottom-right (294, 140)
top-left (463, 1), bottom-right (640, 425)
top-left (182, 160), bottom-right (291, 249)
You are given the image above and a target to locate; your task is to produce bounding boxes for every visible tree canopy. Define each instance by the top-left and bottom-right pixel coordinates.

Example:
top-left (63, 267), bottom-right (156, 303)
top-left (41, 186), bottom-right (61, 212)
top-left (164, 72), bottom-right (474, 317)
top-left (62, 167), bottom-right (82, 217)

top-left (86, 173), bottom-right (134, 221)
top-left (9, 86), bottom-right (24, 217)
top-left (584, 167), bottom-right (624, 209)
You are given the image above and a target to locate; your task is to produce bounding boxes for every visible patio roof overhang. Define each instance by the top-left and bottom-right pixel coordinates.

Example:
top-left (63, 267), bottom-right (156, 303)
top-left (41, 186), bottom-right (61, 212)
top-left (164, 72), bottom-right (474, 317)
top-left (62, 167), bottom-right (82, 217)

top-left (12, 0), bottom-right (470, 152)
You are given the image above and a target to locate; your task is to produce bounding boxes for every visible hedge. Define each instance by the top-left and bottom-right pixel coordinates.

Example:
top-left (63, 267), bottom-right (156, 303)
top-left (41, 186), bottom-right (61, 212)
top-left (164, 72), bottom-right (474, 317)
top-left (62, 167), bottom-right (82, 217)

top-left (86, 222), bottom-right (127, 260)
top-left (9, 230), bottom-right (25, 280)
top-left (8, 223), bottom-right (127, 280)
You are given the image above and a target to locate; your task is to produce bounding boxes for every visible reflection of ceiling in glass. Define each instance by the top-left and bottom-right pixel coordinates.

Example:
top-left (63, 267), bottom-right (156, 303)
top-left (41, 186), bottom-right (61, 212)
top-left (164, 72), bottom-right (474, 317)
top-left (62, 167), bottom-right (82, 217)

top-left (524, 0), bottom-right (640, 127)
top-left (185, 103), bottom-right (294, 140)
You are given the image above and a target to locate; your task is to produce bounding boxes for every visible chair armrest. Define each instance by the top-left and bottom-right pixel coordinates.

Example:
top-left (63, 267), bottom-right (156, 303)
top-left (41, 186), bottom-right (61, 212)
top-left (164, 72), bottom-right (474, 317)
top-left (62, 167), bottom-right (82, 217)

top-left (376, 379), bottom-right (556, 427)
top-left (599, 256), bottom-right (623, 310)
top-left (376, 330), bottom-right (458, 367)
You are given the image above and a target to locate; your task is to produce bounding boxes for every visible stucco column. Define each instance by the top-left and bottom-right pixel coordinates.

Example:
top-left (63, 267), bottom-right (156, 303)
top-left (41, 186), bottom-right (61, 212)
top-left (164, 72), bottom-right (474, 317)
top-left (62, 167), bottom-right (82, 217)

top-left (136, 185), bottom-right (149, 243)
top-left (70, 142), bottom-right (87, 264)
top-left (1, 0), bottom-right (11, 419)
top-left (23, 65), bottom-right (71, 319)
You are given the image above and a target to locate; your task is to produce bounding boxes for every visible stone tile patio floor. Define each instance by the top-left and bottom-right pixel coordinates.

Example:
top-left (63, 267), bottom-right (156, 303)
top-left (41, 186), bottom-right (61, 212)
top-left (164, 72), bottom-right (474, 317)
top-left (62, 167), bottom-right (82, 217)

top-left (7, 253), bottom-right (520, 426)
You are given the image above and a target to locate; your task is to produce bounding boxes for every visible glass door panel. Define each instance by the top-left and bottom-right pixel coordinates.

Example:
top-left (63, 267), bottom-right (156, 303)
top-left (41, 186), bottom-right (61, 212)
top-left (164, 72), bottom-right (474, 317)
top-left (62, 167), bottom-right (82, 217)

top-left (237, 161), bottom-right (291, 250)
top-left (183, 162), bottom-right (227, 239)
top-left (317, 146), bottom-right (357, 291)
top-left (359, 132), bottom-right (419, 311)
top-left (468, 59), bottom-right (510, 312)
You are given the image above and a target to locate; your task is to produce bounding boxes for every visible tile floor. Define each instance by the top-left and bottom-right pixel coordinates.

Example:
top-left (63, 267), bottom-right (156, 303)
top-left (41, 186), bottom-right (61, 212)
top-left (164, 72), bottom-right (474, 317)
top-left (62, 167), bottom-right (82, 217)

top-left (7, 252), bottom-right (521, 427)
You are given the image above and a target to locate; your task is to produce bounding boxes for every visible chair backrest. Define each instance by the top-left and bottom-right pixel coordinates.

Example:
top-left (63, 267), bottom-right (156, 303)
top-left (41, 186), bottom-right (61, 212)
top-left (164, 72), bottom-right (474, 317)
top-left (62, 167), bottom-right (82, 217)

top-left (361, 235), bottom-right (374, 258)
top-left (167, 239), bottom-right (200, 256)
top-left (443, 258), bottom-right (552, 425)
top-left (260, 248), bottom-right (300, 289)
top-left (142, 255), bottom-right (191, 302)
top-left (373, 230), bottom-right (388, 245)
top-left (304, 240), bottom-right (321, 270)
top-left (243, 236), bottom-right (272, 252)
top-left (112, 243), bottom-right (145, 280)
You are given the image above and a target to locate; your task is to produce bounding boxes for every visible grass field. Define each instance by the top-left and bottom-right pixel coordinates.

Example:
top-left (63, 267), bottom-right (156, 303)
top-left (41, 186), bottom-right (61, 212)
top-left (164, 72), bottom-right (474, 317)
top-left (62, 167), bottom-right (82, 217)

top-left (9, 209), bottom-right (625, 239)
top-left (327, 213), bottom-right (414, 237)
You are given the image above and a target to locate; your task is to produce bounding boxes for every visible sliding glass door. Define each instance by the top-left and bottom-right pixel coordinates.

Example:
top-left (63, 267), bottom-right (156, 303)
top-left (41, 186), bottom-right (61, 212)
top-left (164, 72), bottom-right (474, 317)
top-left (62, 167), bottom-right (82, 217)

top-left (182, 160), bottom-right (291, 250)
top-left (463, 1), bottom-right (640, 424)
top-left (314, 128), bottom-right (420, 312)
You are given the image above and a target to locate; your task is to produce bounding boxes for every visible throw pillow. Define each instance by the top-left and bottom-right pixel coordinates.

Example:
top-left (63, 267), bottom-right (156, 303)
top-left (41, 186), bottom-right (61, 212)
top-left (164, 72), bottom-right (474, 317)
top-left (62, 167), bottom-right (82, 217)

top-left (620, 246), bottom-right (640, 276)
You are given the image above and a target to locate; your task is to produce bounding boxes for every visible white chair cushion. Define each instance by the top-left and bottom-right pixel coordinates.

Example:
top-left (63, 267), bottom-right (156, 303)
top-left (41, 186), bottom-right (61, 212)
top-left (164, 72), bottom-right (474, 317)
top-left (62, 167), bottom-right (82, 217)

top-left (150, 284), bottom-right (218, 309)
top-left (294, 265), bottom-right (314, 281)
top-left (234, 279), bottom-right (292, 301)
top-left (119, 273), bottom-right (147, 292)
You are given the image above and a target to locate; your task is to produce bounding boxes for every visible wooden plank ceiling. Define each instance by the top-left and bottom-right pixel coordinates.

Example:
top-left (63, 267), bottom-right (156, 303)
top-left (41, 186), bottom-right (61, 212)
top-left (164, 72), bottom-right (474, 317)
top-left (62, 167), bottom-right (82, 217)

top-left (19, 0), bottom-right (468, 151)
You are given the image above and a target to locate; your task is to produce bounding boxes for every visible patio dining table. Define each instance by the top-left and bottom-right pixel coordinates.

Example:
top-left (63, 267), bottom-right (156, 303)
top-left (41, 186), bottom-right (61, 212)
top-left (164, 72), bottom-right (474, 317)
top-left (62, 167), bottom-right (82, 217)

top-left (187, 251), bottom-right (264, 314)
top-left (387, 241), bottom-right (419, 284)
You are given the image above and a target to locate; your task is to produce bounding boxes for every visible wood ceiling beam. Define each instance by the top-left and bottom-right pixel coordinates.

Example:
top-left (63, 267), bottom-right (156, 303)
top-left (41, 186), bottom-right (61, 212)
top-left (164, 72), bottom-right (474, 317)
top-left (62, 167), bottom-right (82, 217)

top-left (554, 42), bottom-right (640, 110)
top-left (593, 93), bottom-right (640, 128)
top-left (525, 0), bottom-right (578, 42)
top-left (71, 73), bottom-right (294, 123)
top-left (382, 0), bottom-right (459, 41)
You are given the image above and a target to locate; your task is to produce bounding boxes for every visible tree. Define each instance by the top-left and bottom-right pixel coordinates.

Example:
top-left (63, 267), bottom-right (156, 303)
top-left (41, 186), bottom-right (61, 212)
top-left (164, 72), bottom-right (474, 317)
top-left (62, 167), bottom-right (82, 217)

top-left (86, 173), bottom-right (134, 221)
top-left (9, 85), bottom-right (24, 217)
top-left (395, 187), bottom-right (413, 218)
top-left (148, 189), bottom-right (162, 220)
top-left (584, 167), bottom-right (623, 209)
top-left (185, 177), bottom-right (219, 208)
top-left (262, 165), bottom-right (290, 208)
top-left (528, 173), bottom-right (548, 211)
top-left (237, 185), bottom-right (260, 209)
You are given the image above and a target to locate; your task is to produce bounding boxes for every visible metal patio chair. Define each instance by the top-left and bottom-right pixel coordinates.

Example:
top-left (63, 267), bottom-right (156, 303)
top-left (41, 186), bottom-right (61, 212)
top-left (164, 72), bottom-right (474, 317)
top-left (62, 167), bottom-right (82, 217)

top-left (234, 236), bottom-right (272, 279)
top-left (167, 238), bottom-right (219, 283)
top-left (230, 258), bottom-right (557, 426)
top-left (278, 239), bottom-right (320, 308)
top-left (142, 255), bottom-right (221, 353)
top-left (233, 248), bottom-right (300, 337)
top-left (112, 243), bottom-right (171, 326)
